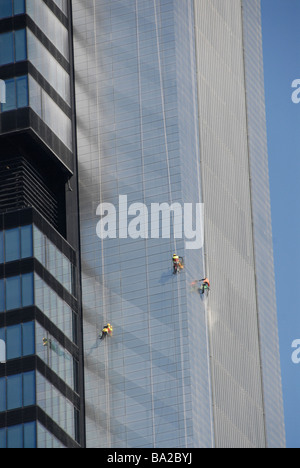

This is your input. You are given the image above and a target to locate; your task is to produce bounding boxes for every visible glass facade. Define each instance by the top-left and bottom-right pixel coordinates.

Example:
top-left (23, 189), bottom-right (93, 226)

top-left (0, 0), bottom-right (25, 19)
top-left (0, 211), bottom-right (81, 447)
top-left (241, 0), bottom-right (285, 447)
top-left (0, 0), bottom-right (84, 449)
top-left (73, 0), bottom-right (211, 448)
top-left (72, 0), bottom-right (285, 448)
top-left (0, 0), bottom-right (72, 152)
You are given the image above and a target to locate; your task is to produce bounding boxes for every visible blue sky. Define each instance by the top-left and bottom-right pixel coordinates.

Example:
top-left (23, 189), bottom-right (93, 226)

top-left (261, 0), bottom-right (300, 448)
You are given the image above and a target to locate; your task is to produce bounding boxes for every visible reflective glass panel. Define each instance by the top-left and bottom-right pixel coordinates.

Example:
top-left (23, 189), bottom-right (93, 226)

top-left (23, 371), bottom-right (35, 406)
top-left (7, 374), bottom-right (22, 410)
top-left (0, 0), bottom-right (12, 19)
top-left (21, 273), bottom-right (34, 307)
top-left (22, 321), bottom-right (35, 356)
top-left (0, 280), bottom-right (4, 312)
top-left (5, 228), bottom-right (20, 262)
top-left (21, 225), bottom-right (33, 259)
top-left (14, 0), bottom-right (25, 15)
top-left (16, 75), bottom-right (29, 108)
top-left (7, 425), bottom-right (22, 448)
top-left (6, 276), bottom-right (21, 310)
top-left (24, 422), bottom-right (36, 448)
top-left (0, 377), bottom-right (6, 411)
top-left (15, 28), bottom-right (27, 61)
top-left (1, 78), bottom-right (16, 112)
top-left (0, 32), bottom-right (14, 65)
top-left (0, 231), bottom-right (3, 263)
top-left (0, 429), bottom-right (5, 448)
top-left (7, 324), bottom-right (21, 360)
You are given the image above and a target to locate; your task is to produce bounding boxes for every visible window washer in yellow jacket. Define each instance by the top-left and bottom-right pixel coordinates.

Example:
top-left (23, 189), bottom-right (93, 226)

top-left (172, 254), bottom-right (184, 274)
top-left (100, 323), bottom-right (113, 340)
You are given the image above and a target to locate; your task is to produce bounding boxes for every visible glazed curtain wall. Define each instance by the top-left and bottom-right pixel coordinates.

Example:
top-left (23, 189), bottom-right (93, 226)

top-left (72, 0), bottom-right (212, 448)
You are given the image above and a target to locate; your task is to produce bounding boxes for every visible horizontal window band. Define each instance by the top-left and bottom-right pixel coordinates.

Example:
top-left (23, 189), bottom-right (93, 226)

top-left (0, 108), bottom-right (74, 174)
top-left (0, 306), bottom-right (79, 358)
top-left (0, 63), bottom-right (72, 117)
top-left (0, 259), bottom-right (78, 310)
top-left (0, 207), bottom-right (76, 263)
top-left (0, 407), bottom-right (81, 448)
top-left (0, 356), bottom-right (81, 409)
top-left (0, 16), bottom-right (70, 69)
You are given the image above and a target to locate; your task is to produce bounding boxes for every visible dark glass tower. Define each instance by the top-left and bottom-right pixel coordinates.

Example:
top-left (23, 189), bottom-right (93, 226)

top-left (0, 0), bottom-right (85, 448)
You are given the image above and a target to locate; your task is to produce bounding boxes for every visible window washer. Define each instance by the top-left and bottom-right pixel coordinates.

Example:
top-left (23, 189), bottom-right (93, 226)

top-left (200, 277), bottom-right (210, 294)
top-left (100, 323), bottom-right (113, 340)
top-left (172, 254), bottom-right (184, 274)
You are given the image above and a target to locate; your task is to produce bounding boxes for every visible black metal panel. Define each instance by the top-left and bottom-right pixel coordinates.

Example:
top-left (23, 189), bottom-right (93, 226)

top-left (0, 155), bottom-right (61, 232)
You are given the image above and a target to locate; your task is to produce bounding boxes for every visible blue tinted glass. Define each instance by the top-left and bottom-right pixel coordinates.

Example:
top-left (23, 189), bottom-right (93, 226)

top-left (6, 276), bottom-right (21, 310)
top-left (23, 371), bottom-right (35, 406)
top-left (7, 374), bottom-right (22, 410)
top-left (5, 228), bottom-right (20, 262)
top-left (0, 428), bottom-right (5, 448)
top-left (0, 32), bottom-right (14, 65)
top-left (7, 324), bottom-right (22, 360)
top-left (24, 422), bottom-right (36, 448)
top-left (1, 78), bottom-right (16, 112)
top-left (7, 425), bottom-right (22, 448)
top-left (13, 0), bottom-right (25, 15)
top-left (22, 321), bottom-right (35, 356)
top-left (0, 0), bottom-right (12, 19)
top-left (0, 231), bottom-right (3, 263)
top-left (0, 280), bottom-right (4, 312)
top-left (0, 377), bottom-right (6, 411)
top-left (21, 225), bottom-right (33, 258)
top-left (21, 273), bottom-right (34, 307)
top-left (0, 328), bottom-right (4, 341)
top-left (14, 29), bottom-right (27, 62)
top-left (16, 75), bottom-right (28, 108)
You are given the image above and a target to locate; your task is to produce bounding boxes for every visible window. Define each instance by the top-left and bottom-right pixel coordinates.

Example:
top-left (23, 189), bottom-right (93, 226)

top-left (0, 32), bottom-right (14, 65)
top-left (0, 225), bottom-right (33, 263)
top-left (0, 231), bottom-right (3, 263)
top-left (0, 0), bottom-right (13, 19)
top-left (21, 225), bottom-right (33, 258)
top-left (14, 0), bottom-right (25, 16)
top-left (6, 276), bottom-right (21, 311)
top-left (14, 29), bottom-right (27, 61)
top-left (5, 228), bottom-right (20, 262)
top-left (0, 75), bottom-right (28, 113)
top-left (0, 280), bottom-right (4, 312)
top-left (0, 29), bottom-right (27, 66)
top-left (7, 374), bottom-right (22, 410)
top-left (2, 371), bottom-right (36, 411)
top-left (7, 425), bottom-right (23, 448)
top-left (33, 225), bottom-right (74, 294)
top-left (22, 273), bottom-right (34, 307)
top-left (0, 0), bottom-right (25, 19)
top-left (0, 422), bottom-right (36, 449)
top-left (1, 78), bottom-right (16, 112)
top-left (6, 325), bottom-right (22, 360)
top-left (0, 273), bottom-right (34, 312)
top-left (0, 322), bottom-right (35, 361)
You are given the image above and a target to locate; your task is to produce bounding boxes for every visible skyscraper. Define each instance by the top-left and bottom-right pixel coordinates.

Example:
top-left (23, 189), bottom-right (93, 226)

top-left (0, 0), bottom-right (285, 449)
top-left (72, 0), bottom-right (285, 449)
top-left (0, 0), bottom-right (85, 448)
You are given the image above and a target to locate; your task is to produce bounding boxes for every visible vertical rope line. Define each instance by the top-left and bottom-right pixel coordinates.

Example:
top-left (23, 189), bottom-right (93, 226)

top-left (135, 0), bottom-right (156, 447)
top-left (153, 0), bottom-right (187, 447)
top-left (93, 0), bottom-right (111, 447)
